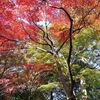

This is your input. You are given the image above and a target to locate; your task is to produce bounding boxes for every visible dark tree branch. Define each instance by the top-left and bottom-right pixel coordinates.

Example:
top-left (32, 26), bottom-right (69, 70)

top-left (31, 18), bottom-right (53, 49)
top-left (0, 34), bottom-right (17, 42)
top-left (45, 22), bottom-right (54, 47)
top-left (51, 6), bottom-right (76, 99)
top-left (21, 22), bottom-right (50, 46)
top-left (79, 3), bottom-right (99, 28)
top-left (54, 3), bottom-right (99, 53)
top-left (50, 7), bottom-right (73, 53)
top-left (73, 26), bottom-right (84, 33)
top-left (21, 23), bottom-right (53, 55)
top-left (28, 8), bottom-right (54, 50)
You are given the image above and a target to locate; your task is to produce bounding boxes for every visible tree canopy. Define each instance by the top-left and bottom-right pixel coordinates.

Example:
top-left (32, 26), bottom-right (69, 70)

top-left (0, 0), bottom-right (100, 100)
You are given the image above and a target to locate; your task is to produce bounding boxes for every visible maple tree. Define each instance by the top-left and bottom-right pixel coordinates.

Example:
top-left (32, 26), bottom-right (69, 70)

top-left (0, 45), bottom-right (55, 100)
top-left (0, 0), bottom-right (100, 100)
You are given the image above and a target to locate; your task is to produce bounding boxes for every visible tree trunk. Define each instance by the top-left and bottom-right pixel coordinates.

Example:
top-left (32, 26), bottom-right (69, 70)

top-left (55, 56), bottom-right (76, 100)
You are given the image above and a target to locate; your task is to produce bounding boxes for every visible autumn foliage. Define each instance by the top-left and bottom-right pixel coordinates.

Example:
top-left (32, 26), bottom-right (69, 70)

top-left (0, 0), bottom-right (99, 48)
top-left (0, 0), bottom-right (100, 99)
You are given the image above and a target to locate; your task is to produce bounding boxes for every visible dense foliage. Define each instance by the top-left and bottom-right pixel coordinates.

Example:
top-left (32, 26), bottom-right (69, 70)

top-left (0, 0), bottom-right (100, 100)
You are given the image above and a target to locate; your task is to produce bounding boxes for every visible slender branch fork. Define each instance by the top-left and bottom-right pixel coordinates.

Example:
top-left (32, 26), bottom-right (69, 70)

top-left (28, 8), bottom-right (54, 49)
top-left (51, 6), bottom-right (74, 89)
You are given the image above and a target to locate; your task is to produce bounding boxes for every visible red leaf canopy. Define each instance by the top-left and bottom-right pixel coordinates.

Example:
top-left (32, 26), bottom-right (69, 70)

top-left (0, 0), bottom-right (99, 51)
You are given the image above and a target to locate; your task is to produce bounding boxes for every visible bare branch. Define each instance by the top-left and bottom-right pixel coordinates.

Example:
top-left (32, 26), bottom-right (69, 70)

top-left (21, 22), bottom-right (50, 46)
top-left (45, 21), bottom-right (54, 47)
top-left (36, 47), bottom-right (53, 54)
top-left (28, 8), bottom-right (54, 49)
